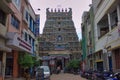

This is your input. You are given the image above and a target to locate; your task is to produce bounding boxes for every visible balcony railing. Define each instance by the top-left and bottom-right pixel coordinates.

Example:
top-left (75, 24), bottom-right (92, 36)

top-left (98, 27), bottom-right (109, 39)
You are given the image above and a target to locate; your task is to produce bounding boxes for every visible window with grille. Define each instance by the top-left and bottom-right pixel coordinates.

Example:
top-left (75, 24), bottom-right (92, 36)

top-left (0, 10), bottom-right (6, 25)
top-left (25, 11), bottom-right (29, 21)
top-left (11, 15), bottom-right (20, 29)
top-left (57, 35), bottom-right (62, 41)
top-left (110, 9), bottom-right (118, 29)
top-left (24, 32), bottom-right (28, 41)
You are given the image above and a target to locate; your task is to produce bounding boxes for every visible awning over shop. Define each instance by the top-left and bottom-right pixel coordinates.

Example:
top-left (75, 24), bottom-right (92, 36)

top-left (42, 56), bottom-right (50, 60)
top-left (49, 50), bottom-right (71, 55)
top-left (95, 59), bottom-right (103, 62)
top-left (49, 54), bottom-right (70, 60)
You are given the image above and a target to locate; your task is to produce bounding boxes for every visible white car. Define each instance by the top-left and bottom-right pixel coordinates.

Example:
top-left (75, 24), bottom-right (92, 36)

top-left (38, 66), bottom-right (51, 80)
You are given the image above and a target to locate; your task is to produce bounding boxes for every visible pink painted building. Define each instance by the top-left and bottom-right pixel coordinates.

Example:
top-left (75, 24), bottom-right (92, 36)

top-left (4, 0), bottom-right (39, 79)
top-left (0, 0), bottom-right (13, 80)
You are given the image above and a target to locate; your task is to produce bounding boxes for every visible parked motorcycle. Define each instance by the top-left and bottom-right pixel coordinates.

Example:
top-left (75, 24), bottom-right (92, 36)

top-left (92, 70), bottom-right (113, 80)
top-left (102, 71), bottom-right (113, 80)
top-left (106, 72), bottom-right (120, 80)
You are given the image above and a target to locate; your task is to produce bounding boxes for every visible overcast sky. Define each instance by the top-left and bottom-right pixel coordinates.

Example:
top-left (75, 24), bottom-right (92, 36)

top-left (30, 0), bottom-right (92, 40)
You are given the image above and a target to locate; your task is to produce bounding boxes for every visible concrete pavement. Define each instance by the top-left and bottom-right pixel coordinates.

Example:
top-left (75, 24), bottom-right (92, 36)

top-left (5, 77), bottom-right (25, 80)
top-left (5, 73), bottom-right (87, 80)
top-left (50, 73), bottom-right (87, 80)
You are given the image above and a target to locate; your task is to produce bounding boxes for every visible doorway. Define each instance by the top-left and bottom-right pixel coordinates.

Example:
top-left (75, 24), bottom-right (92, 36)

top-left (108, 56), bottom-right (112, 71)
top-left (97, 62), bottom-right (103, 71)
top-left (5, 57), bottom-right (13, 77)
top-left (56, 60), bottom-right (62, 70)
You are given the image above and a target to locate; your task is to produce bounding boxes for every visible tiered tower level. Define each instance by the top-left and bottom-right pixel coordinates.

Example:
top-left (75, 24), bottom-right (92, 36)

top-left (42, 8), bottom-right (80, 58)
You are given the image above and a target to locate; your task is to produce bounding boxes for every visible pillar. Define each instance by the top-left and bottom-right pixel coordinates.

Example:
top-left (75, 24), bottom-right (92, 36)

top-left (117, 5), bottom-right (120, 23)
top-left (13, 50), bottom-right (18, 78)
top-left (103, 51), bottom-right (108, 71)
top-left (2, 52), bottom-right (6, 80)
top-left (107, 13), bottom-right (111, 31)
top-left (62, 57), bottom-right (64, 70)
top-left (117, 5), bottom-right (120, 36)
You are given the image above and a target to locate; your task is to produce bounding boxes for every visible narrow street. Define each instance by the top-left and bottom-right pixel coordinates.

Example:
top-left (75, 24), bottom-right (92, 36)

top-left (50, 73), bottom-right (87, 80)
top-left (1, 0), bottom-right (120, 80)
top-left (5, 73), bottom-right (86, 80)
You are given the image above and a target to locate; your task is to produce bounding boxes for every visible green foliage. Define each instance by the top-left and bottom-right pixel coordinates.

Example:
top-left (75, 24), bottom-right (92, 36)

top-left (19, 53), bottom-right (34, 69)
top-left (32, 56), bottom-right (41, 66)
top-left (66, 59), bottom-right (80, 69)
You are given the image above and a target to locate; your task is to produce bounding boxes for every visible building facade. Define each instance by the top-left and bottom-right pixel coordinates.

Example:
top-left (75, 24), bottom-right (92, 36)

top-left (0, 0), bottom-right (13, 79)
top-left (39, 8), bottom-right (81, 72)
top-left (0, 0), bottom-right (39, 79)
top-left (92, 0), bottom-right (120, 72)
top-left (35, 15), bottom-right (40, 58)
top-left (81, 7), bottom-right (95, 71)
top-left (82, 0), bottom-right (120, 72)
top-left (81, 12), bottom-right (89, 71)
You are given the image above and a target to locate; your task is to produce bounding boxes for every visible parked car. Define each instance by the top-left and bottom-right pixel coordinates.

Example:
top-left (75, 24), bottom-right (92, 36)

top-left (37, 66), bottom-right (51, 80)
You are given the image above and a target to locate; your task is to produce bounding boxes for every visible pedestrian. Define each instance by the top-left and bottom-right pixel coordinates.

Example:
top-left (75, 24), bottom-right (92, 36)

top-left (57, 66), bottom-right (61, 74)
top-left (24, 69), bottom-right (30, 80)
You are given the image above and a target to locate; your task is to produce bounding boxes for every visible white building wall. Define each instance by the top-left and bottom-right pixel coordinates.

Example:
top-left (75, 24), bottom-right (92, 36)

top-left (95, 0), bottom-right (115, 23)
top-left (106, 28), bottom-right (120, 49)
top-left (92, 0), bottom-right (102, 14)
top-left (94, 0), bottom-right (117, 52)
top-left (95, 27), bottom-right (120, 52)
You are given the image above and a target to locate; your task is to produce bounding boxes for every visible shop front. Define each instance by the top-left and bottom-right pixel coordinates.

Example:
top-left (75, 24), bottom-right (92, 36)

top-left (0, 39), bottom-right (11, 80)
top-left (96, 60), bottom-right (104, 71)
top-left (112, 48), bottom-right (120, 72)
top-left (6, 32), bottom-right (33, 78)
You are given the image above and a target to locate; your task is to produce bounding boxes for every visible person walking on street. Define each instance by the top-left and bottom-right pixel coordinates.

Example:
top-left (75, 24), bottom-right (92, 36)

top-left (56, 66), bottom-right (61, 74)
